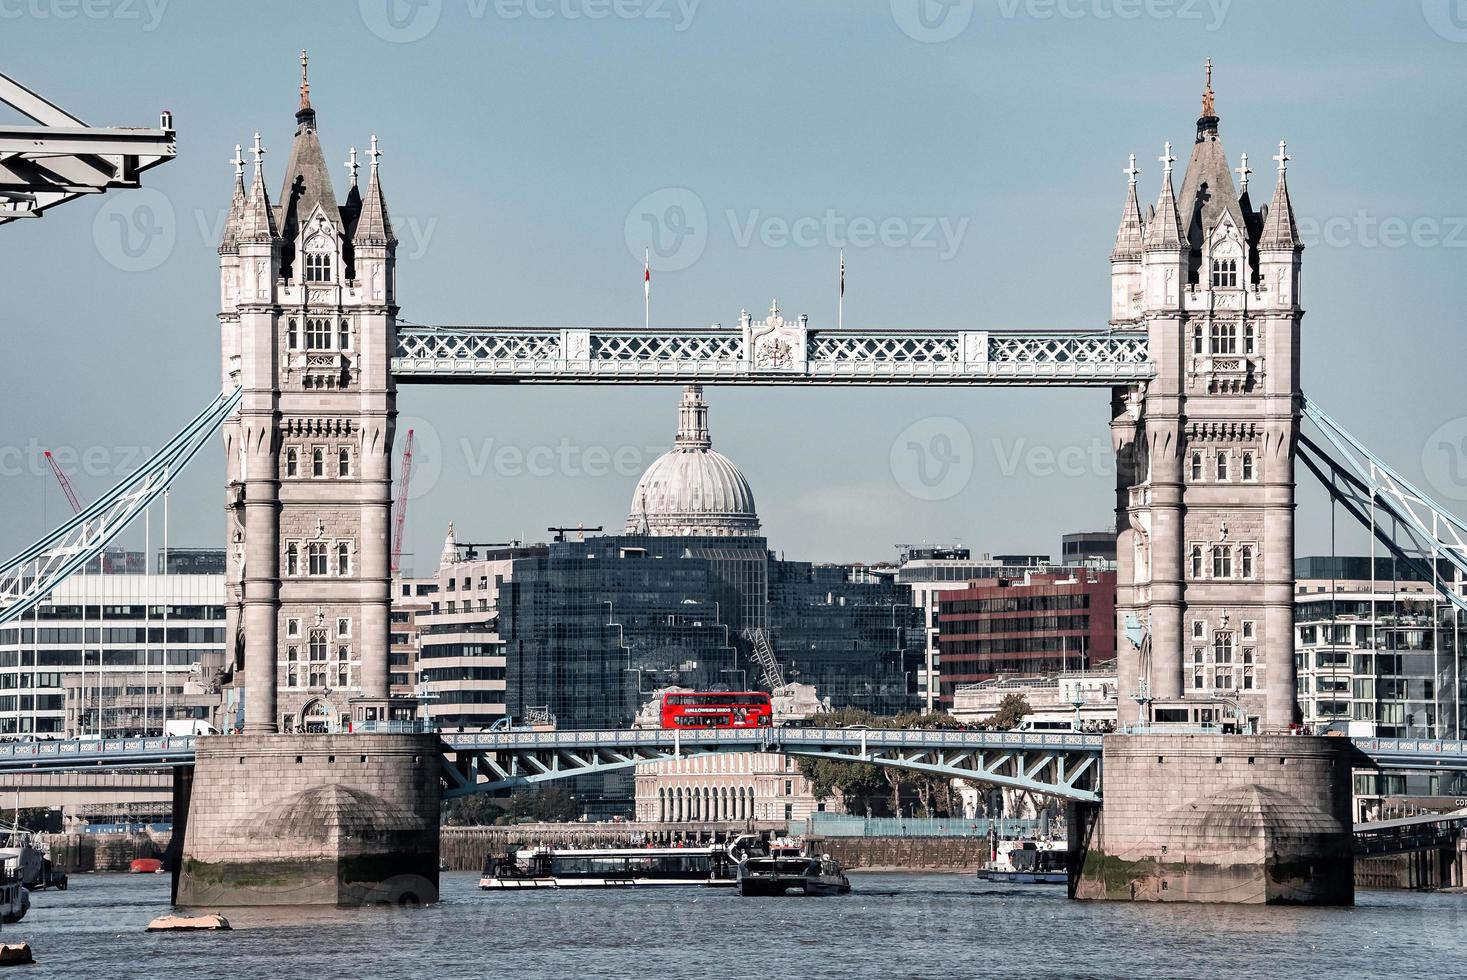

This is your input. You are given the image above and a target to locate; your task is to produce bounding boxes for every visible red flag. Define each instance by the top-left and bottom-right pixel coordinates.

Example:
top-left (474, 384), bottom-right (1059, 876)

top-left (644, 250), bottom-right (651, 299)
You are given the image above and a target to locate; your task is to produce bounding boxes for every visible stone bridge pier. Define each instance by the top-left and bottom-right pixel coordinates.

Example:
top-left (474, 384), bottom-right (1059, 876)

top-left (1070, 734), bottom-right (1355, 905)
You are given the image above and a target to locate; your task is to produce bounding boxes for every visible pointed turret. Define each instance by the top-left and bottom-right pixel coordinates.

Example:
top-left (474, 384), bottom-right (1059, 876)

top-left (276, 50), bottom-right (343, 279)
top-left (1144, 143), bottom-right (1185, 251)
top-left (674, 385), bottom-right (712, 449)
top-left (237, 133), bottom-right (278, 243)
top-left (1176, 60), bottom-right (1248, 259)
top-left (353, 135), bottom-right (396, 246)
top-left (1111, 154), bottom-right (1146, 262)
top-left (219, 144), bottom-right (247, 254)
top-left (1258, 141), bottom-right (1302, 252)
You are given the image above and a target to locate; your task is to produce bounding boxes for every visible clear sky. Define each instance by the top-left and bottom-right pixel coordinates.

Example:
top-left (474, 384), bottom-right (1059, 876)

top-left (4, 0), bottom-right (1466, 571)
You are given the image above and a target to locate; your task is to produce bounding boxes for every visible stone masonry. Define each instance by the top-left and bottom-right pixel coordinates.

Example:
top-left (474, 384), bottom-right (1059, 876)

top-left (176, 734), bottom-right (440, 906)
top-left (1073, 734), bottom-right (1354, 905)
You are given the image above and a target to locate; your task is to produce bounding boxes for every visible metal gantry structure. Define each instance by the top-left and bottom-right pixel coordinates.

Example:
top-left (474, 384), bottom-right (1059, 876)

top-left (0, 71), bottom-right (176, 223)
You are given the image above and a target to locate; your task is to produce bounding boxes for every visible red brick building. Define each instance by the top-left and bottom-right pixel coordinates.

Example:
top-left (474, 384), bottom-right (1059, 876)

top-left (936, 570), bottom-right (1116, 708)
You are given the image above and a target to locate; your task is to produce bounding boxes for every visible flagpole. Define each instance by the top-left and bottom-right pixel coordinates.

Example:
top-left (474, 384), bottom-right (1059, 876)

top-left (838, 249), bottom-right (845, 331)
top-left (644, 248), bottom-right (650, 331)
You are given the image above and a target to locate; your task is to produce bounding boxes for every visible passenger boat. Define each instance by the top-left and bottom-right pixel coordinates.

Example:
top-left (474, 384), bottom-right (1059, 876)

top-left (479, 844), bottom-right (738, 890)
top-left (735, 841), bottom-right (850, 897)
top-left (0, 824), bottom-right (67, 891)
top-left (976, 838), bottom-right (1068, 885)
top-left (0, 868), bottom-right (29, 924)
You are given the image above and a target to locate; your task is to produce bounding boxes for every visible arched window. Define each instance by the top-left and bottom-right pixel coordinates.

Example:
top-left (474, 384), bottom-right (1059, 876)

top-left (1211, 545), bottom-right (1233, 578)
top-left (285, 448), bottom-right (298, 477)
top-left (305, 252), bottom-right (332, 283)
top-left (307, 542), bottom-right (327, 576)
top-left (285, 543), bottom-right (299, 576)
top-left (312, 448), bottom-right (324, 477)
top-left (1216, 452), bottom-right (1229, 481)
top-left (338, 319), bottom-right (350, 350)
top-left (1241, 451), bottom-right (1255, 481)
top-left (286, 318), bottom-right (299, 349)
top-left (1240, 545), bottom-right (1255, 578)
top-left (1190, 452), bottom-right (1203, 481)
top-left (1210, 257), bottom-right (1237, 288)
top-left (336, 541), bottom-right (351, 576)
top-left (287, 666), bottom-right (298, 688)
top-left (338, 448), bottom-right (350, 477)
top-left (305, 317), bottom-right (331, 350)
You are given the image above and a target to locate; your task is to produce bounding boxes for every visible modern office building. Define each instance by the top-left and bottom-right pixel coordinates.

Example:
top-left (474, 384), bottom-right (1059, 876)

top-left (1060, 530), bottom-right (1117, 566)
top-left (935, 569), bottom-right (1117, 708)
top-left (0, 571), bottom-right (227, 737)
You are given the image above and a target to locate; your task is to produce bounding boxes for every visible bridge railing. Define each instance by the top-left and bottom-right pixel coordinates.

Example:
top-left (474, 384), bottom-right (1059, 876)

top-left (0, 735), bottom-right (196, 760)
top-left (439, 727), bottom-right (1104, 751)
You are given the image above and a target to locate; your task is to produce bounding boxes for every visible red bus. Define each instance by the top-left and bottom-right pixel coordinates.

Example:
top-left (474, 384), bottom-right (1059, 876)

top-left (660, 691), bottom-right (773, 729)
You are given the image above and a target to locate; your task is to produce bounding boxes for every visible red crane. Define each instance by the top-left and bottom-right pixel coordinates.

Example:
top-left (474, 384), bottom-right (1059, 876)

top-left (390, 429), bottom-right (415, 574)
top-left (44, 450), bottom-right (83, 515)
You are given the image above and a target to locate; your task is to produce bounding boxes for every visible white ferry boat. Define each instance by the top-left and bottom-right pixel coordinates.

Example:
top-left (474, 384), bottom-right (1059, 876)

top-left (976, 838), bottom-right (1068, 885)
top-left (479, 843), bottom-right (738, 890)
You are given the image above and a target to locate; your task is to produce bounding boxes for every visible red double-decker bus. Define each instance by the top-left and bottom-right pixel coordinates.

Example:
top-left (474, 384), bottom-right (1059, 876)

top-left (660, 691), bottom-right (773, 729)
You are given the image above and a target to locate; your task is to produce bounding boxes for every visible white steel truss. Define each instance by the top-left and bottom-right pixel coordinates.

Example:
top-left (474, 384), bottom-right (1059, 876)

top-left (392, 306), bottom-right (1152, 386)
top-left (0, 390), bottom-right (241, 626)
top-left (0, 71), bottom-right (176, 224)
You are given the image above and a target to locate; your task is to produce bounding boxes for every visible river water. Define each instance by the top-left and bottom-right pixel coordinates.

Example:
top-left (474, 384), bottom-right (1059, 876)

top-left (6, 872), bottom-right (1464, 978)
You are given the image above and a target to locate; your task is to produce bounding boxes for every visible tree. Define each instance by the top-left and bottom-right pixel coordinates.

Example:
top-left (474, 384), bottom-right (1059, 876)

top-left (504, 785), bottom-right (582, 823)
top-left (441, 795), bottom-right (507, 827)
top-left (989, 693), bottom-right (1031, 731)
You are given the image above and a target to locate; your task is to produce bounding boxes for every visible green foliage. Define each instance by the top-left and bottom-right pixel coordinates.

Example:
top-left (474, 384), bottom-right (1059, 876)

top-left (441, 795), bottom-right (507, 827)
top-left (792, 708), bottom-right (968, 817)
top-left (505, 784), bottom-right (582, 823)
top-left (989, 693), bottom-right (1032, 731)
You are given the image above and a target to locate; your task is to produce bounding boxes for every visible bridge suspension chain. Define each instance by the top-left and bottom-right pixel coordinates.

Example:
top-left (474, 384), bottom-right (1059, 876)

top-left (0, 389), bottom-right (242, 626)
top-left (1299, 395), bottom-right (1467, 616)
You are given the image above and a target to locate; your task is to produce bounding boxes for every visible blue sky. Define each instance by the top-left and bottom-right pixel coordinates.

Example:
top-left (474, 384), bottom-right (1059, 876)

top-left (4, 0), bottom-right (1466, 570)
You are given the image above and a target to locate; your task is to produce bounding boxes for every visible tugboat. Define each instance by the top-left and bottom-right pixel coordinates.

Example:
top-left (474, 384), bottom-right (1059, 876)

top-left (735, 839), bottom-right (850, 897)
top-left (479, 842), bottom-right (738, 889)
top-left (976, 838), bottom-right (1068, 885)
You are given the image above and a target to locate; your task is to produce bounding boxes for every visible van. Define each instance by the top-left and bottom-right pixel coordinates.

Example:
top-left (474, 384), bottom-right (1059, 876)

top-left (1013, 717), bottom-right (1078, 733)
top-left (164, 720), bottom-right (221, 737)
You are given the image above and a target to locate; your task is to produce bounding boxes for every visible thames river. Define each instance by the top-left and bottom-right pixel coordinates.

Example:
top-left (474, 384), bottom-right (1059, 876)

top-left (7, 872), bottom-right (1463, 978)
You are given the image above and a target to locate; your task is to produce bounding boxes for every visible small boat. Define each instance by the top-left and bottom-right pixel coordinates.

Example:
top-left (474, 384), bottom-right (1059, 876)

top-left (129, 858), bottom-right (164, 875)
top-left (479, 843), bottom-right (738, 890)
top-left (0, 824), bottom-right (67, 891)
top-left (976, 838), bottom-right (1068, 885)
top-left (735, 841), bottom-right (850, 897)
top-left (0, 869), bottom-right (29, 924)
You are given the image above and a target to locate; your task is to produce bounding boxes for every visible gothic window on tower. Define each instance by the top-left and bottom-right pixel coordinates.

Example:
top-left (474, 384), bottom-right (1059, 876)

top-left (1210, 322), bottom-right (1238, 355)
top-left (287, 318), bottom-right (299, 349)
top-left (1193, 324), bottom-right (1204, 356)
top-left (1212, 545), bottom-right (1233, 578)
top-left (336, 541), bottom-right (351, 576)
top-left (305, 317), bottom-right (332, 350)
top-left (338, 449), bottom-right (350, 477)
top-left (287, 618), bottom-right (301, 638)
top-left (1214, 630), bottom-right (1235, 664)
top-left (1244, 324), bottom-right (1256, 355)
top-left (1210, 258), bottom-right (1238, 289)
top-left (1190, 452), bottom-right (1203, 481)
top-left (287, 666), bottom-right (298, 688)
top-left (312, 448), bottom-right (324, 478)
top-left (1190, 545), bottom-right (1204, 579)
top-left (285, 543), bottom-right (299, 576)
top-left (338, 319), bottom-right (350, 350)
top-left (307, 542), bottom-right (328, 576)
top-left (305, 252), bottom-right (332, 283)
top-left (1240, 545), bottom-right (1255, 579)
top-left (1216, 452), bottom-right (1230, 481)
top-left (286, 448), bottom-right (298, 478)
top-left (1241, 451), bottom-right (1255, 481)
top-left (336, 617), bottom-right (351, 638)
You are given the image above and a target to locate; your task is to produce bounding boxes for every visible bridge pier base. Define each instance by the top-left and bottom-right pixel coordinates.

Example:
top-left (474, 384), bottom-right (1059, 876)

top-left (175, 734), bottom-right (441, 907)
top-left (1071, 735), bottom-right (1355, 905)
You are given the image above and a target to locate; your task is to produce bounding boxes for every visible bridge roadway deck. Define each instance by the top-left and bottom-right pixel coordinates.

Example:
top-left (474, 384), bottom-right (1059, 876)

top-left (1, 731), bottom-right (1464, 795)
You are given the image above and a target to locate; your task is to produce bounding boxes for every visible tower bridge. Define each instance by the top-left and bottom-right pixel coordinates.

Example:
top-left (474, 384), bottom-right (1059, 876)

top-left (7, 61), bottom-right (1467, 907)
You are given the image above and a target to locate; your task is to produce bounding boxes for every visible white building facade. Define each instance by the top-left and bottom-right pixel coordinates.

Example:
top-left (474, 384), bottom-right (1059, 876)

top-left (634, 751), bottom-right (831, 824)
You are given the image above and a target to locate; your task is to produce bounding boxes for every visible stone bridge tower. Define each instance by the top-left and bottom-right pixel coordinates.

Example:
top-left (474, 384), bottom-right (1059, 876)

top-left (1110, 69), bottom-right (1304, 731)
top-left (218, 55), bottom-right (401, 734)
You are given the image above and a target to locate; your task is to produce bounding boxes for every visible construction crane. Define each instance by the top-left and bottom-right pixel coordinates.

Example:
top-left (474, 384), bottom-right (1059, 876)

top-left (43, 450), bottom-right (82, 515)
top-left (548, 524), bottom-right (602, 543)
top-left (389, 429), bottom-right (414, 574)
